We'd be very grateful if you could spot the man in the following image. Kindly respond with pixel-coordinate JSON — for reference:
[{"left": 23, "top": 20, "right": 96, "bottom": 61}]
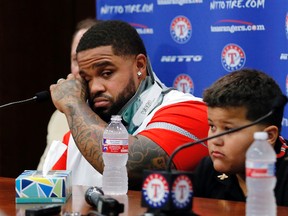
[{"left": 50, "top": 20, "right": 209, "bottom": 189}]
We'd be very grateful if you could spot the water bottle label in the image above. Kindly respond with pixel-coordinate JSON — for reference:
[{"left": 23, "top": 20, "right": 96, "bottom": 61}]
[
  {"left": 246, "top": 160, "right": 275, "bottom": 178},
  {"left": 102, "top": 138, "right": 128, "bottom": 153}
]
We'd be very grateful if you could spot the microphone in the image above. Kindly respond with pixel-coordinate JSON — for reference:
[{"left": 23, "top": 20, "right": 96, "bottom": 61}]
[
  {"left": 85, "top": 186, "right": 124, "bottom": 216},
  {"left": 141, "top": 95, "right": 288, "bottom": 216},
  {"left": 0, "top": 91, "right": 50, "bottom": 109}
]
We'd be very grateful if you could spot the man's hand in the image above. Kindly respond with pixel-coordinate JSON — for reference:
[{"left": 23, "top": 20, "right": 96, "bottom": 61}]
[{"left": 50, "top": 73, "right": 88, "bottom": 114}]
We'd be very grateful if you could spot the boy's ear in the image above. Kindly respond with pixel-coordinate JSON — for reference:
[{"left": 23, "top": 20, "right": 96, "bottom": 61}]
[{"left": 264, "top": 125, "right": 278, "bottom": 146}]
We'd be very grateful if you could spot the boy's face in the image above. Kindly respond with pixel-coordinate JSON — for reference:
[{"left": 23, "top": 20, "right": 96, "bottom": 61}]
[{"left": 207, "top": 106, "right": 264, "bottom": 175}]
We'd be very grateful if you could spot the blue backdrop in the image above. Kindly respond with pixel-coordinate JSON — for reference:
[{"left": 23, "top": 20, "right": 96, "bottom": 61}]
[{"left": 97, "top": 0, "right": 288, "bottom": 138}]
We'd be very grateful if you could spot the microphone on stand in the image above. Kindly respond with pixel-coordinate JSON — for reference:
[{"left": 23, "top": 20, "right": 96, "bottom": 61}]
[
  {"left": 85, "top": 186, "right": 124, "bottom": 216},
  {"left": 141, "top": 95, "right": 288, "bottom": 216},
  {"left": 0, "top": 91, "right": 50, "bottom": 109}
]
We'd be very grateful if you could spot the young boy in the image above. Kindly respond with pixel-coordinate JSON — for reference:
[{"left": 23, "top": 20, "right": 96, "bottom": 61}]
[{"left": 192, "top": 68, "right": 288, "bottom": 206}]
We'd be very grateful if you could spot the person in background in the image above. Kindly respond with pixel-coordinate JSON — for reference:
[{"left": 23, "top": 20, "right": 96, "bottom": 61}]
[
  {"left": 37, "top": 18, "right": 100, "bottom": 170},
  {"left": 50, "top": 20, "right": 209, "bottom": 189},
  {"left": 192, "top": 68, "right": 288, "bottom": 206}
]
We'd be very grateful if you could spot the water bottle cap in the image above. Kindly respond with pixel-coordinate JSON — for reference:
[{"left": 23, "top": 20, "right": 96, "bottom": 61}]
[
  {"left": 111, "top": 115, "right": 122, "bottom": 121},
  {"left": 253, "top": 131, "right": 268, "bottom": 140}
]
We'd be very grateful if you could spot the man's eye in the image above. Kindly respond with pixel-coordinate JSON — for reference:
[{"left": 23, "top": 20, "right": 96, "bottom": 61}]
[
  {"left": 102, "top": 71, "right": 113, "bottom": 78},
  {"left": 80, "top": 75, "right": 90, "bottom": 83},
  {"left": 82, "top": 77, "right": 90, "bottom": 83}
]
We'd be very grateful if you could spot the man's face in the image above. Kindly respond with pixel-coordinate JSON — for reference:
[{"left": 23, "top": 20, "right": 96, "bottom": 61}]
[{"left": 77, "top": 45, "right": 144, "bottom": 122}]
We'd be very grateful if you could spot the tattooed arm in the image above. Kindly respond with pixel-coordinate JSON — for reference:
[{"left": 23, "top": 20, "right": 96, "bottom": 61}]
[
  {"left": 128, "top": 135, "right": 173, "bottom": 189},
  {"left": 50, "top": 74, "right": 174, "bottom": 189}
]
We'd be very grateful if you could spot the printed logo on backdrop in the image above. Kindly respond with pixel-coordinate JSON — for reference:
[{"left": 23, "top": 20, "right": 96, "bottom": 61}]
[
  {"left": 285, "top": 12, "right": 288, "bottom": 40},
  {"left": 211, "top": 19, "right": 265, "bottom": 33},
  {"left": 280, "top": 12, "right": 288, "bottom": 59},
  {"left": 130, "top": 23, "right": 154, "bottom": 35},
  {"left": 286, "top": 75, "right": 288, "bottom": 97},
  {"left": 280, "top": 53, "right": 288, "bottom": 61},
  {"left": 170, "top": 16, "right": 192, "bottom": 44},
  {"left": 161, "top": 55, "right": 203, "bottom": 63},
  {"left": 221, "top": 43, "right": 246, "bottom": 72},
  {"left": 173, "top": 74, "right": 194, "bottom": 94},
  {"left": 157, "top": 0, "right": 203, "bottom": 6},
  {"left": 210, "top": 0, "right": 265, "bottom": 10},
  {"left": 99, "top": 3, "right": 153, "bottom": 15},
  {"left": 282, "top": 74, "right": 288, "bottom": 129}
]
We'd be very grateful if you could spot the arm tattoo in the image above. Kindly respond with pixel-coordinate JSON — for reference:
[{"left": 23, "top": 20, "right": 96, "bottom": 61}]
[
  {"left": 66, "top": 102, "right": 107, "bottom": 173},
  {"left": 127, "top": 135, "right": 175, "bottom": 189}
]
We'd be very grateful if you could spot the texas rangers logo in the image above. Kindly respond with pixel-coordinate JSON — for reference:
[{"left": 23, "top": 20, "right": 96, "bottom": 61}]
[
  {"left": 142, "top": 173, "right": 169, "bottom": 208},
  {"left": 221, "top": 43, "right": 246, "bottom": 72},
  {"left": 171, "top": 175, "right": 193, "bottom": 209},
  {"left": 285, "top": 12, "right": 288, "bottom": 39},
  {"left": 170, "top": 16, "right": 192, "bottom": 44},
  {"left": 173, "top": 74, "right": 194, "bottom": 94},
  {"left": 286, "top": 74, "right": 288, "bottom": 97}
]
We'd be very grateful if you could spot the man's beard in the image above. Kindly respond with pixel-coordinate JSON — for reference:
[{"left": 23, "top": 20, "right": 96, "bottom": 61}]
[{"left": 88, "top": 77, "right": 137, "bottom": 122}]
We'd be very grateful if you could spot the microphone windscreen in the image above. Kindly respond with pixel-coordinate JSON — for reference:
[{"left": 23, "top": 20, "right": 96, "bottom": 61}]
[
  {"left": 35, "top": 91, "right": 50, "bottom": 102},
  {"left": 272, "top": 95, "right": 288, "bottom": 110},
  {"left": 85, "top": 186, "right": 104, "bottom": 207}
]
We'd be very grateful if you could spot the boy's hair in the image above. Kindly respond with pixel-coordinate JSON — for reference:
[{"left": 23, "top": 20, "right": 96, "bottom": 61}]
[
  {"left": 203, "top": 68, "right": 284, "bottom": 131},
  {"left": 76, "top": 20, "right": 147, "bottom": 57}
]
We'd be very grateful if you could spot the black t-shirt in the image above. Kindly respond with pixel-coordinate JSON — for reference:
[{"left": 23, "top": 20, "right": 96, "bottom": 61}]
[{"left": 192, "top": 138, "right": 288, "bottom": 206}]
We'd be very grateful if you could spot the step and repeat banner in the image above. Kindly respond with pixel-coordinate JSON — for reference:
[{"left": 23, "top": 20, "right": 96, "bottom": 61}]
[{"left": 97, "top": 0, "right": 288, "bottom": 137}]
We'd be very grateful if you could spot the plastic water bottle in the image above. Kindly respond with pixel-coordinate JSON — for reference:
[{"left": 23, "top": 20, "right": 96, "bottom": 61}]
[
  {"left": 102, "top": 115, "right": 129, "bottom": 195},
  {"left": 245, "top": 131, "right": 276, "bottom": 216}
]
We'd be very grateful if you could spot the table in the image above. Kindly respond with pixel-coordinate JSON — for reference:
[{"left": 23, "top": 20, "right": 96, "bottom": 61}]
[{"left": 1, "top": 177, "right": 288, "bottom": 215}]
